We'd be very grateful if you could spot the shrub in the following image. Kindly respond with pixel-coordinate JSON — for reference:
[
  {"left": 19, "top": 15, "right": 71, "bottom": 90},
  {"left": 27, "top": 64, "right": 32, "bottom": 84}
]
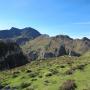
[
  {"left": 12, "top": 86, "right": 19, "bottom": 89},
  {"left": 12, "top": 74, "right": 18, "bottom": 78},
  {"left": 28, "top": 72, "right": 38, "bottom": 78},
  {"left": 4, "top": 85, "right": 11, "bottom": 90},
  {"left": 71, "top": 66, "right": 77, "bottom": 71},
  {"left": 44, "top": 80, "right": 50, "bottom": 83},
  {"left": 44, "top": 80, "right": 50, "bottom": 86},
  {"left": 60, "top": 65, "right": 65, "bottom": 68},
  {"left": 49, "top": 69, "right": 59, "bottom": 75},
  {"left": 26, "top": 86, "right": 34, "bottom": 90},
  {"left": 67, "top": 62, "right": 73, "bottom": 66},
  {"left": 59, "top": 80, "right": 77, "bottom": 90},
  {"left": 65, "top": 69, "right": 74, "bottom": 75},
  {"left": 12, "top": 71, "right": 20, "bottom": 78},
  {"left": 45, "top": 72, "right": 52, "bottom": 77},
  {"left": 38, "top": 75, "right": 43, "bottom": 78},
  {"left": 76, "top": 64, "right": 86, "bottom": 70},
  {"left": 20, "top": 82, "right": 31, "bottom": 89},
  {"left": 26, "top": 69, "right": 32, "bottom": 73},
  {"left": 0, "top": 83, "right": 4, "bottom": 89},
  {"left": 31, "top": 78, "right": 37, "bottom": 81},
  {"left": 13, "top": 71, "right": 20, "bottom": 74},
  {"left": 21, "top": 76, "right": 26, "bottom": 79}
]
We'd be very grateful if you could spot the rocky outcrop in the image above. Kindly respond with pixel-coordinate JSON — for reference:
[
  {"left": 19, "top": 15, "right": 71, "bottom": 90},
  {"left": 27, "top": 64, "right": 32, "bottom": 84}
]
[
  {"left": 56, "top": 45, "right": 67, "bottom": 56},
  {"left": 27, "top": 51, "right": 38, "bottom": 60},
  {"left": 25, "top": 43, "right": 80, "bottom": 61},
  {"left": 22, "top": 35, "right": 88, "bottom": 60},
  {"left": 0, "top": 41, "right": 28, "bottom": 70}
]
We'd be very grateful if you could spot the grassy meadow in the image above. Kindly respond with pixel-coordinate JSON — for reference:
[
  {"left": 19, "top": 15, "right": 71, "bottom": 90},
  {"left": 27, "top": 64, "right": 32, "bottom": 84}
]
[{"left": 0, "top": 54, "right": 90, "bottom": 90}]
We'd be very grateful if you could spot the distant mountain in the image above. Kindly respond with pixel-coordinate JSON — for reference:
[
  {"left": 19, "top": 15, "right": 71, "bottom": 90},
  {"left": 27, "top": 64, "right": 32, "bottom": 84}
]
[
  {"left": 1, "top": 27, "right": 90, "bottom": 62},
  {"left": 22, "top": 35, "right": 90, "bottom": 60},
  {"left": 0, "top": 40, "right": 28, "bottom": 70},
  {"left": 0, "top": 27, "right": 41, "bottom": 45}
]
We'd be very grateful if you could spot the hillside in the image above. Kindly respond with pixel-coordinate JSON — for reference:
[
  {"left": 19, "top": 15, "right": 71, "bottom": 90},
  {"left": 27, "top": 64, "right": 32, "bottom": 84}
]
[
  {"left": 22, "top": 35, "right": 90, "bottom": 60},
  {"left": 0, "top": 55, "right": 90, "bottom": 90},
  {"left": 0, "top": 41, "right": 28, "bottom": 70},
  {"left": 0, "top": 27, "right": 41, "bottom": 45},
  {"left": 0, "top": 28, "right": 90, "bottom": 90}
]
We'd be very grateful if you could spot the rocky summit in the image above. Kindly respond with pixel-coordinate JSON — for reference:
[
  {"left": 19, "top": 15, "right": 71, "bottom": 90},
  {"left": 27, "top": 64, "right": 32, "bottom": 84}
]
[{"left": 0, "top": 27, "right": 41, "bottom": 45}]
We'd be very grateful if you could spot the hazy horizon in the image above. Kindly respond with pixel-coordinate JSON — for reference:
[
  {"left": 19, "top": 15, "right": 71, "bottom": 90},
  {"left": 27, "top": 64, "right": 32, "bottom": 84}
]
[{"left": 0, "top": 0, "right": 90, "bottom": 38}]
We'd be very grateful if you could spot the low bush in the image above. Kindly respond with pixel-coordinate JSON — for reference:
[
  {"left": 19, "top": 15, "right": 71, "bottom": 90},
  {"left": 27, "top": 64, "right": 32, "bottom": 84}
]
[
  {"left": 45, "top": 72, "right": 52, "bottom": 77},
  {"left": 44, "top": 80, "right": 50, "bottom": 86},
  {"left": 31, "top": 78, "right": 37, "bottom": 81},
  {"left": 65, "top": 69, "right": 74, "bottom": 75},
  {"left": 38, "top": 75, "right": 43, "bottom": 78},
  {"left": 4, "top": 85, "right": 11, "bottom": 90},
  {"left": 49, "top": 68, "right": 59, "bottom": 75},
  {"left": 12, "top": 74, "right": 18, "bottom": 78},
  {"left": 20, "top": 82, "right": 31, "bottom": 89},
  {"left": 12, "top": 86, "right": 19, "bottom": 90},
  {"left": 0, "top": 83, "right": 4, "bottom": 89},
  {"left": 60, "top": 65, "right": 65, "bottom": 68},
  {"left": 13, "top": 71, "right": 20, "bottom": 74},
  {"left": 26, "top": 86, "right": 34, "bottom": 90},
  {"left": 59, "top": 80, "right": 77, "bottom": 90},
  {"left": 44, "top": 80, "right": 50, "bottom": 83},
  {"left": 26, "top": 69, "right": 32, "bottom": 73},
  {"left": 76, "top": 64, "right": 86, "bottom": 70},
  {"left": 28, "top": 72, "right": 38, "bottom": 78},
  {"left": 12, "top": 71, "right": 20, "bottom": 78}
]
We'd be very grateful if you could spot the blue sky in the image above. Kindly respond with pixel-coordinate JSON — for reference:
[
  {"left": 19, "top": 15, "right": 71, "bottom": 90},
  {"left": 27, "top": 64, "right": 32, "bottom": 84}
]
[{"left": 0, "top": 0, "right": 90, "bottom": 38}]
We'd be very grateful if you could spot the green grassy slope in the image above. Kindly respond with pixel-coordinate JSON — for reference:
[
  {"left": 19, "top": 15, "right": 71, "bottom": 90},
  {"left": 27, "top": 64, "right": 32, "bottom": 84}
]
[{"left": 0, "top": 55, "right": 90, "bottom": 90}]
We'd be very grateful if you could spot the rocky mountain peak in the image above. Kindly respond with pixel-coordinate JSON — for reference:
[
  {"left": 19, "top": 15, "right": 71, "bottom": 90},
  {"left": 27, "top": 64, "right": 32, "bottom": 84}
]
[
  {"left": 10, "top": 27, "right": 19, "bottom": 30},
  {"left": 0, "top": 27, "right": 41, "bottom": 45}
]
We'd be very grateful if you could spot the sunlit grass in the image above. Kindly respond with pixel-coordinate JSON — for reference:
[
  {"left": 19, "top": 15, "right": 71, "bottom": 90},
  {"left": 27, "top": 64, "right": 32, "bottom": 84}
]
[{"left": 0, "top": 55, "right": 90, "bottom": 90}]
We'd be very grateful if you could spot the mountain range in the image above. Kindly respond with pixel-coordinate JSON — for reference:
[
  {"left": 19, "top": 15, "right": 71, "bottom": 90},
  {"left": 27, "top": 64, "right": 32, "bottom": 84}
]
[
  {"left": 0, "top": 27, "right": 41, "bottom": 45},
  {"left": 0, "top": 27, "right": 90, "bottom": 69}
]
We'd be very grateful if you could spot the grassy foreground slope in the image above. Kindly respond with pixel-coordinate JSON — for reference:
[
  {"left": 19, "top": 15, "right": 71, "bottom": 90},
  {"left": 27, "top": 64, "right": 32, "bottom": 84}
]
[{"left": 0, "top": 55, "right": 90, "bottom": 90}]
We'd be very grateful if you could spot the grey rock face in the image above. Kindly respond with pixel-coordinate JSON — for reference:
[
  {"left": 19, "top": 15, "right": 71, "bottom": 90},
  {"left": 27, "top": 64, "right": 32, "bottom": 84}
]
[{"left": 27, "top": 51, "right": 38, "bottom": 60}]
